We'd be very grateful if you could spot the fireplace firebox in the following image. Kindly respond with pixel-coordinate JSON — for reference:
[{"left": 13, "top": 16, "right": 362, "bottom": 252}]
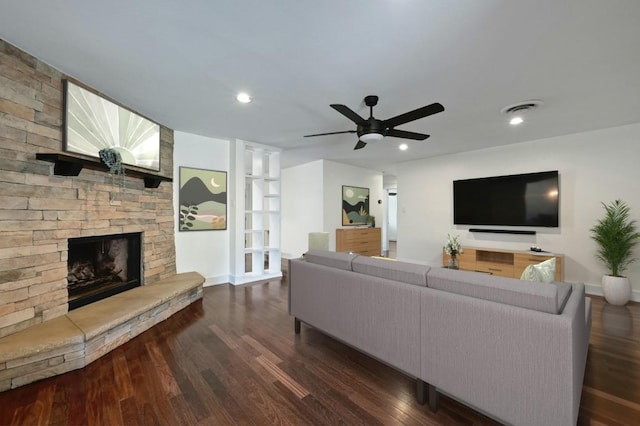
[{"left": 67, "top": 232, "right": 142, "bottom": 310}]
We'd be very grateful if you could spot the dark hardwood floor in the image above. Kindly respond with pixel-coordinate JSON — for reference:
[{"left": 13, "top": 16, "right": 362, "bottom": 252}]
[{"left": 1, "top": 280, "right": 638, "bottom": 425}]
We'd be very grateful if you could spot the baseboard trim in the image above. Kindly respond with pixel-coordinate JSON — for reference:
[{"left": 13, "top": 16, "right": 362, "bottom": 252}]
[
  {"left": 203, "top": 273, "right": 285, "bottom": 287},
  {"left": 585, "top": 283, "right": 640, "bottom": 303},
  {"left": 229, "top": 271, "right": 283, "bottom": 285},
  {"left": 204, "top": 275, "right": 230, "bottom": 287}
]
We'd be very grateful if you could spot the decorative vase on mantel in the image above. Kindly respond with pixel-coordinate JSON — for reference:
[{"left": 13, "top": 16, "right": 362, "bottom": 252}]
[{"left": 448, "top": 254, "right": 459, "bottom": 270}]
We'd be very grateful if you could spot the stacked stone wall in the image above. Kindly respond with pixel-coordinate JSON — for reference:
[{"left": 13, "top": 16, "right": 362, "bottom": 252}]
[{"left": 0, "top": 39, "right": 176, "bottom": 338}]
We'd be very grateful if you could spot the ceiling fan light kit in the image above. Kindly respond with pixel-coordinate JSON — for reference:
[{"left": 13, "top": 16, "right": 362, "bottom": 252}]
[
  {"left": 305, "top": 95, "right": 444, "bottom": 150},
  {"left": 359, "top": 132, "right": 384, "bottom": 143}
]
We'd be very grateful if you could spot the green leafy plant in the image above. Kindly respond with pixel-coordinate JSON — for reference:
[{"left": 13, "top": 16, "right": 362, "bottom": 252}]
[
  {"left": 179, "top": 204, "right": 199, "bottom": 230},
  {"left": 366, "top": 215, "right": 375, "bottom": 227},
  {"left": 99, "top": 148, "right": 125, "bottom": 188},
  {"left": 590, "top": 199, "right": 640, "bottom": 277}
]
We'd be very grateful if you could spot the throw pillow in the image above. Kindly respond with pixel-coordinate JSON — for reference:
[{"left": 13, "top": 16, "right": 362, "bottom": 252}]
[
  {"left": 520, "top": 264, "right": 539, "bottom": 281},
  {"left": 533, "top": 257, "right": 556, "bottom": 283},
  {"left": 520, "top": 258, "right": 556, "bottom": 283}
]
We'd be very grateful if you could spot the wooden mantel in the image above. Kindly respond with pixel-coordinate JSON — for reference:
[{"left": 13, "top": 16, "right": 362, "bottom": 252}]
[{"left": 36, "top": 153, "right": 173, "bottom": 188}]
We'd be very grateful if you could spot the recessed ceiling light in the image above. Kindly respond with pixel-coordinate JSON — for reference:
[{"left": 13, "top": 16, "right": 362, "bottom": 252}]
[
  {"left": 399, "top": 143, "right": 408, "bottom": 151},
  {"left": 510, "top": 116, "right": 524, "bottom": 125},
  {"left": 236, "top": 92, "right": 252, "bottom": 103}
]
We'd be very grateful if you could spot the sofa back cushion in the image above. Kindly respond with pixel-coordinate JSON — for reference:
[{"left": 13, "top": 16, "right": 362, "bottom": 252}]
[
  {"left": 304, "top": 250, "right": 358, "bottom": 270},
  {"left": 426, "top": 268, "right": 572, "bottom": 314},
  {"left": 351, "top": 256, "right": 430, "bottom": 287}
]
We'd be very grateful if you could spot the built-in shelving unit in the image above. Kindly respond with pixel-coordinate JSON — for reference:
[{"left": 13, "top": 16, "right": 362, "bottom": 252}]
[
  {"left": 231, "top": 140, "right": 282, "bottom": 284},
  {"left": 35, "top": 153, "right": 172, "bottom": 188}
]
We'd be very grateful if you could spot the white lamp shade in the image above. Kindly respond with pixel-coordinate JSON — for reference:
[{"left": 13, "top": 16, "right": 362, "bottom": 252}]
[
  {"left": 308, "top": 232, "right": 329, "bottom": 251},
  {"left": 359, "top": 132, "right": 384, "bottom": 143}
]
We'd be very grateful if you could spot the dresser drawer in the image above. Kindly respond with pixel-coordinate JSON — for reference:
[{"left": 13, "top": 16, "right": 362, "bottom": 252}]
[
  {"left": 342, "top": 231, "right": 377, "bottom": 243},
  {"left": 514, "top": 253, "right": 563, "bottom": 281},
  {"left": 347, "top": 241, "right": 375, "bottom": 252},
  {"left": 336, "top": 228, "right": 381, "bottom": 256},
  {"left": 475, "top": 261, "right": 514, "bottom": 278}
]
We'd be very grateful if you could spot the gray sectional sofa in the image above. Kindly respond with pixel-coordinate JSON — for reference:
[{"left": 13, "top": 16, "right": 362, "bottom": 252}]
[{"left": 288, "top": 250, "right": 592, "bottom": 426}]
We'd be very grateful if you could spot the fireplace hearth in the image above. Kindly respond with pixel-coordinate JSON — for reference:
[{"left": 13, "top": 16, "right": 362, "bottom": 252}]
[{"left": 67, "top": 233, "right": 142, "bottom": 310}]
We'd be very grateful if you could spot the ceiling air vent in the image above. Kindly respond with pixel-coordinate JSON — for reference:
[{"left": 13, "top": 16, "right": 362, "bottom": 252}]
[
  {"left": 500, "top": 100, "right": 543, "bottom": 115},
  {"left": 500, "top": 100, "right": 543, "bottom": 125}
]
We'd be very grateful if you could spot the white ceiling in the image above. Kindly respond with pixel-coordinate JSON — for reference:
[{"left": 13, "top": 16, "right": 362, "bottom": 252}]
[{"left": 2, "top": 1, "right": 639, "bottom": 175}]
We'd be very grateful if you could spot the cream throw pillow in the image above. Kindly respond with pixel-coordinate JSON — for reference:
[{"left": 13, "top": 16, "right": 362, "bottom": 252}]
[
  {"left": 520, "top": 257, "right": 556, "bottom": 283},
  {"left": 520, "top": 264, "right": 539, "bottom": 281}
]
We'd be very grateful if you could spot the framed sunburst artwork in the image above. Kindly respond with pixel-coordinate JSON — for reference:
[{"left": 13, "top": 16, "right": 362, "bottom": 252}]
[{"left": 63, "top": 80, "right": 161, "bottom": 171}]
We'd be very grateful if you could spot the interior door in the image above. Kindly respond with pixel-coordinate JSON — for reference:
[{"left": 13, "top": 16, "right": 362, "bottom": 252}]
[{"left": 388, "top": 191, "right": 397, "bottom": 241}]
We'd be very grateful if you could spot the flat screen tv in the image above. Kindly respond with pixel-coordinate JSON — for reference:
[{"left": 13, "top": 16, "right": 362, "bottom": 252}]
[{"left": 453, "top": 171, "right": 559, "bottom": 227}]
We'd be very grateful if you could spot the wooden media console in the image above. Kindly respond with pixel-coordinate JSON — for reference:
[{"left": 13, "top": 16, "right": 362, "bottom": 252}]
[{"left": 443, "top": 246, "right": 564, "bottom": 281}]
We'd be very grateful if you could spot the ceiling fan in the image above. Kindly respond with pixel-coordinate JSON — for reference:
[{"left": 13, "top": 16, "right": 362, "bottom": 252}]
[{"left": 304, "top": 95, "right": 444, "bottom": 150}]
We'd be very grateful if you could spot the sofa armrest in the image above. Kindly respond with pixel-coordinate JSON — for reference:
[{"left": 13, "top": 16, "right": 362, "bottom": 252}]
[{"left": 420, "top": 283, "right": 587, "bottom": 426}]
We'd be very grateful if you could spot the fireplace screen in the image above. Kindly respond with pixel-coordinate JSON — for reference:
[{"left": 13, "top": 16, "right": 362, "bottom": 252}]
[{"left": 67, "top": 233, "right": 142, "bottom": 310}]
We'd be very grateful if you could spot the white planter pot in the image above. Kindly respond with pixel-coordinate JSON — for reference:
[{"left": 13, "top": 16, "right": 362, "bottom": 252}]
[{"left": 602, "top": 275, "right": 632, "bottom": 306}]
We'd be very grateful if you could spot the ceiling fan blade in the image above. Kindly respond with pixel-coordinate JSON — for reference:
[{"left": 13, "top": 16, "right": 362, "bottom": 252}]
[
  {"left": 331, "top": 104, "right": 366, "bottom": 124},
  {"left": 383, "top": 102, "right": 444, "bottom": 128},
  {"left": 385, "top": 129, "right": 431, "bottom": 140},
  {"left": 354, "top": 140, "right": 367, "bottom": 150},
  {"left": 304, "top": 130, "right": 356, "bottom": 137}
]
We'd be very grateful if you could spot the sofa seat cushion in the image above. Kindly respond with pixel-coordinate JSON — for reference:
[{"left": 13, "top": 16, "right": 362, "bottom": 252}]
[
  {"left": 427, "top": 268, "right": 572, "bottom": 314},
  {"left": 304, "top": 250, "right": 358, "bottom": 270},
  {"left": 352, "top": 256, "right": 430, "bottom": 287}
]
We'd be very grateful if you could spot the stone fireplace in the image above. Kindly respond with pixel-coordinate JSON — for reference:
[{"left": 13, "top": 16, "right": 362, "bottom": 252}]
[
  {"left": 67, "top": 233, "right": 142, "bottom": 310},
  {"left": 0, "top": 39, "right": 177, "bottom": 339}
]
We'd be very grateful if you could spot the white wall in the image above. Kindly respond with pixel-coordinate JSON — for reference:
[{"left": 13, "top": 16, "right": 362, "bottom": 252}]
[
  {"left": 281, "top": 160, "right": 324, "bottom": 259},
  {"left": 173, "top": 131, "right": 230, "bottom": 286},
  {"left": 281, "top": 160, "right": 383, "bottom": 258},
  {"left": 397, "top": 122, "right": 640, "bottom": 298}
]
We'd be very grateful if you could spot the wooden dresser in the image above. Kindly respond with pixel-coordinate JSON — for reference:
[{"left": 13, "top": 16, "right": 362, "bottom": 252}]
[
  {"left": 336, "top": 228, "right": 381, "bottom": 256},
  {"left": 442, "top": 246, "right": 564, "bottom": 281}
]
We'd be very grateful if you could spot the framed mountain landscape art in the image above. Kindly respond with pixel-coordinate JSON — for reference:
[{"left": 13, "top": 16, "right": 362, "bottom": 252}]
[
  {"left": 179, "top": 167, "right": 227, "bottom": 231},
  {"left": 63, "top": 80, "right": 161, "bottom": 171},
  {"left": 342, "top": 185, "right": 369, "bottom": 226}
]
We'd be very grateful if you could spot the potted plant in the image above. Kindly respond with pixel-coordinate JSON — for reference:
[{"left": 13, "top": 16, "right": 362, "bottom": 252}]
[
  {"left": 590, "top": 199, "right": 640, "bottom": 305},
  {"left": 366, "top": 215, "right": 376, "bottom": 228},
  {"left": 99, "top": 147, "right": 126, "bottom": 188},
  {"left": 444, "top": 234, "right": 463, "bottom": 269}
]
